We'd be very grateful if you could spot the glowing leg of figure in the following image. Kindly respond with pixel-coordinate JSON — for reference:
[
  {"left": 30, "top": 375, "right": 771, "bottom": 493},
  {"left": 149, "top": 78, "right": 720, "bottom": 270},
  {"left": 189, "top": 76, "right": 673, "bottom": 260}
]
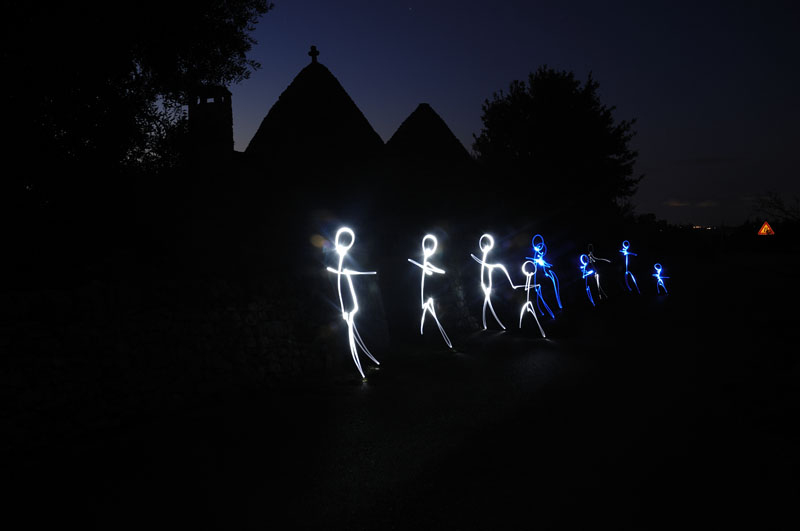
[
  {"left": 519, "top": 302, "right": 546, "bottom": 337},
  {"left": 595, "top": 274, "right": 608, "bottom": 299},
  {"left": 352, "top": 322, "right": 379, "bottom": 366},
  {"left": 486, "top": 296, "right": 506, "bottom": 330},
  {"left": 481, "top": 296, "right": 489, "bottom": 330},
  {"left": 585, "top": 280, "right": 596, "bottom": 306},
  {"left": 657, "top": 280, "right": 668, "bottom": 294},
  {"left": 548, "top": 271, "right": 562, "bottom": 309},
  {"left": 424, "top": 300, "right": 452, "bottom": 348},
  {"left": 625, "top": 272, "right": 640, "bottom": 294},
  {"left": 346, "top": 316, "right": 366, "bottom": 378},
  {"left": 534, "top": 286, "right": 555, "bottom": 319}
]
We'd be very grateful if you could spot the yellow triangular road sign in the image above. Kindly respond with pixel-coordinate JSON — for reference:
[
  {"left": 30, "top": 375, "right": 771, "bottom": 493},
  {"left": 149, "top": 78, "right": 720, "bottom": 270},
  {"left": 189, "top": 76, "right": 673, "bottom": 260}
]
[{"left": 757, "top": 221, "right": 775, "bottom": 236}]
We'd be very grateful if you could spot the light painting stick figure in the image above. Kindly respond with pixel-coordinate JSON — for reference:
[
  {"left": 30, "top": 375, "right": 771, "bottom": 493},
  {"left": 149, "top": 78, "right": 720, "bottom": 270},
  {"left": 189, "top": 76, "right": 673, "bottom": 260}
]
[
  {"left": 408, "top": 234, "right": 452, "bottom": 348},
  {"left": 522, "top": 234, "right": 561, "bottom": 320},
  {"left": 470, "top": 234, "right": 521, "bottom": 330},
  {"left": 579, "top": 254, "right": 597, "bottom": 306},
  {"left": 519, "top": 260, "right": 547, "bottom": 337},
  {"left": 587, "top": 243, "right": 611, "bottom": 301},
  {"left": 326, "top": 227, "right": 379, "bottom": 379},
  {"left": 653, "top": 263, "right": 669, "bottom": 294},
  {"left": 619, "top": 240, "right": 640, "bottom": 293},
  {"left": 526, "top": 234, "right": 564, "bottom": 312}
]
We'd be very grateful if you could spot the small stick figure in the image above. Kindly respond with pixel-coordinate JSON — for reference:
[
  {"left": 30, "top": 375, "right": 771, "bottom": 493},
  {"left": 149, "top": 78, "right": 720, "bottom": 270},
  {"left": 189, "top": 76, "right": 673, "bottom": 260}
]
[
  {"left": 653, "top": 263, "right": 669, "bottom": 294},
  {"left": 408, "top": 234, "right": 452, "bottom": 348},
  {"left": 619, "top": 240, "right": 640, "bottom": 294},
  {"left": 586, "top": 243, "right": 611, "bottom": 301},
  {"left": 525, "top": 234, "right": 560, "bottom": 317},
  {"left": 519, "top": 260, "right": 547, "bottom": 337},
  {"left": 470, "top": 234, "right": 520, "bottom": 330},
  {"left": 579, "top": 254, "right": 598, "bottom": 306},
  {"left": 326, "top": 227, "right": 379, "bottom": 379}
]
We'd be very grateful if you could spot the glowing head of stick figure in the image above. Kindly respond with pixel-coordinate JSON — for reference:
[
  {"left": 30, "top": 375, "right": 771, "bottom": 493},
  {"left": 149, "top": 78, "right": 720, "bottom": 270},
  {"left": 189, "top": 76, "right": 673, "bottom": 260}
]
[
  {"left": 654, "top": 263, "right": 664, "bottom": 277},
  {"left": 522, "top": 259, "right": 537, "bottom": 279},
  {"left": 532, "top": 234, "right": 545, "bottom": 254},
  {"left": 422, "top": 234, "right": 438, "bottom": 259},
  {"left": 579, "top": 254, "right": 593, "bottom": 276},
  {"left": 621, "top": 240, "right": 630, "bottom": 253},
  {"left": 479, "top": 233, "right": 494, "bottom": 254},
  {"left": 334, "top": 227, "right": 355, "bottom": 256}
]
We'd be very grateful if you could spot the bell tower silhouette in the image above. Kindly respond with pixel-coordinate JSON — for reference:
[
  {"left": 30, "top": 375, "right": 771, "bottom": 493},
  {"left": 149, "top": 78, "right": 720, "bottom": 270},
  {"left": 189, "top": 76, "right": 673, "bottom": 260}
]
[{"left": 188, "top": 85, "right": 234, "bottom": 158}]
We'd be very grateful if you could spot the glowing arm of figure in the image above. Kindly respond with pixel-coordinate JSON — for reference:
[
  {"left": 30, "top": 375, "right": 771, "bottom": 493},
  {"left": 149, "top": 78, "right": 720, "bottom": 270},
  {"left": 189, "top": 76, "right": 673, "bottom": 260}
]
[
  {"left": 470, "top": 254, "right": 484, "bottom": 265},
  {"left": 327, "top": 267, "right": 376, "bottom": 275},
  {"left": 494, "top": 263, "right": 523, "bottom": 289},
  {"left": 409, "top": 259, "right": 445, "bottom": 275},
  {"left": 427, "top": 263, "right": 445, "bottom": 275}
]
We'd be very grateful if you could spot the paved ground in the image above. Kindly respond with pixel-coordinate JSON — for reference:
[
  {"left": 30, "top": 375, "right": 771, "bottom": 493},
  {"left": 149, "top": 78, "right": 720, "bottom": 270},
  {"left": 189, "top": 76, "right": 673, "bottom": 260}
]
[{"left": 6, "top": 250, "right": 799, "bottom": 529}]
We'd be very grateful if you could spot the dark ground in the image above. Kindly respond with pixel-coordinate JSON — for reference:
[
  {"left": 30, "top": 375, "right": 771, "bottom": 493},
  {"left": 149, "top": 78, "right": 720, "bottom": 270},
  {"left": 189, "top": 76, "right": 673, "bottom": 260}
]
[{"left": 4, "top": 241, "right": 798, "bottom": 529}]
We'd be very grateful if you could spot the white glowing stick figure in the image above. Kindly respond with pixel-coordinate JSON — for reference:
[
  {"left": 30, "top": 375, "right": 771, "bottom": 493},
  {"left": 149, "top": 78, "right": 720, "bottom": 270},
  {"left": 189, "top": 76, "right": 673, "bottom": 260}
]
[
  {"left": 587, "top": 243, "right": 611, "bottom": 301},
  {"left": 326, "top": 227, "right": 379, "bottom": 378},
  {"left": 519, "top": 260, "right": 546, "bottom": 337},
  {"left": 470, "top": 234, "right": 521, "bottom": 330},
  {"left": 407, "top": 234, "right": 452, "bottom": 348}
]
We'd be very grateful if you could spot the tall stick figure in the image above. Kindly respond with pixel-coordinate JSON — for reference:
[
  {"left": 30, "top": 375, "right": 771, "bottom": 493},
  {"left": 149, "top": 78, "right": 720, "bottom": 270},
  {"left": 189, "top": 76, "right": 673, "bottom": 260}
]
[
  {"left": 587, "top": 243, "right": 611, "bottom": 301},
  {"left": 408, "top": 234, "right": 452, "bottom": 348},
  {"left": 470, "top": 234, "right": 520, "bottom": 330},
  {"left": 525, "top": 234, "right": 560, "bottom": 317},
  {"left": 619, "top": 240, "right": 640, "bottom": 294},
  {"left": 326, "top": 227, "right": 380, "bottom": 379},
  {"left": 519, "top": 260, "right": 547, "bottom": 337},
  {"left": 653, "top": 263, "right": 669, "bottom": 294}
]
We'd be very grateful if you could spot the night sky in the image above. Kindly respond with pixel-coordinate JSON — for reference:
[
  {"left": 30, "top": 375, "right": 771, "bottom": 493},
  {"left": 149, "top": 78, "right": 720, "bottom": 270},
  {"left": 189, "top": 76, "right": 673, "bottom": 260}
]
[{"left": 231, "top": 1, "right": 799, "bottom": 227}]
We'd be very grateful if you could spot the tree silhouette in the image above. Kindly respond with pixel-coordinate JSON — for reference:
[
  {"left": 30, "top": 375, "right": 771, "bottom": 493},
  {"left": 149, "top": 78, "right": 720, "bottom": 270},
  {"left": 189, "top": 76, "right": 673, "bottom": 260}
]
[
  {"left": 473, "top": 66, "right": 642, "bottom": 223},
  {"left": 754, "top": 191, "right": 800, "bottom": 225},
  {"left": 1, "top": 1, "right": 272, "bottom": 207}
]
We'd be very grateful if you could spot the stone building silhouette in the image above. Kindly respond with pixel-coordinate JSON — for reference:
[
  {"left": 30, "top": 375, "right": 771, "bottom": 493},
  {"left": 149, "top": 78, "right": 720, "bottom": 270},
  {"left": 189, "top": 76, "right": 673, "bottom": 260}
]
[
  {"left": 188, "top": 46, "right": 475, "bottom": 194},
  {"left": 188, "top": 85, "right": 234, "bottom": 159}
]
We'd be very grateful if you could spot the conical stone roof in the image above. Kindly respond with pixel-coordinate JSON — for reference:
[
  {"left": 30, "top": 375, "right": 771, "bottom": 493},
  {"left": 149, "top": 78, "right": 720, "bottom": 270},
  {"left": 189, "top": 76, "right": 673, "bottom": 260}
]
[
  {"left": 245, "top": 60, "right": 384, "bottom": 172},
  {"left": 385, "top": 103, "right": 472, "bottom": 166}
]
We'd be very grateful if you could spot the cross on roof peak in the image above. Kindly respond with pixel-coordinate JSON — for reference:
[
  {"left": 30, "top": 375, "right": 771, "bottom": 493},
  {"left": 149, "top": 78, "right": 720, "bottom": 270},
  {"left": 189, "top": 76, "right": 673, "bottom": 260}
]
[{"left": 308, "top": 45, "right": 320, "bottom": 63}]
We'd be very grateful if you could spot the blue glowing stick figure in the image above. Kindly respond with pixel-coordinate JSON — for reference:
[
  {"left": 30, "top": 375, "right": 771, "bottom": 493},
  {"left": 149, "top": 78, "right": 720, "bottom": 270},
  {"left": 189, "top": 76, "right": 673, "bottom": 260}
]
[
  {"left": 653, "top": 263, "right": 669, "bottom": 294},
  {"left": 579, "top": 254, "right": 597, "bottom": 306},
  {"left": 519, "top": 260, "right": 546, "bottom": 337},
  {"left": 470, "top": 234, "right": 521, "bottom": 330},
  {"left": 586, "top": 244, "right": 610, "bottom": 301},
  {"left": 619, "top": 240, "right": 640, "bottom": 294},
  {"left": 525, "top": 234, "right": 562, "bottom": 314}
]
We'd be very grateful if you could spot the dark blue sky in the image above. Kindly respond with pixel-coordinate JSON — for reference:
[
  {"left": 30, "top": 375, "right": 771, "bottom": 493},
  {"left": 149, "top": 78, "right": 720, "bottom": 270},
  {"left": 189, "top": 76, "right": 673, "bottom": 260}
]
[{"left": 230, "top": 1, "right": 799, "bottom": 226}]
